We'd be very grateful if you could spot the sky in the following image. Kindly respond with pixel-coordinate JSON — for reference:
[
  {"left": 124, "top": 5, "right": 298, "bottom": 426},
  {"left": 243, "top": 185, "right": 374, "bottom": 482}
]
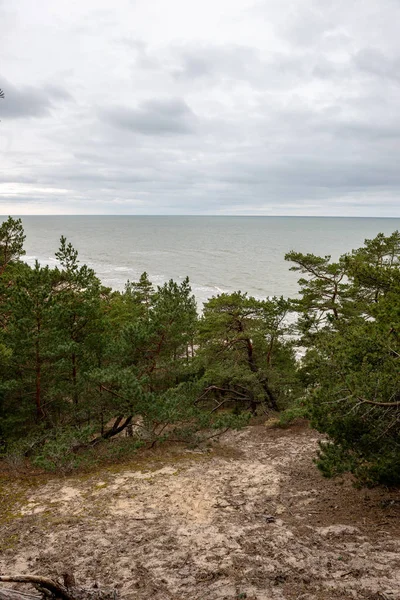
[{"left": 1, "top": 0, "right": 400, "bottom": 216}]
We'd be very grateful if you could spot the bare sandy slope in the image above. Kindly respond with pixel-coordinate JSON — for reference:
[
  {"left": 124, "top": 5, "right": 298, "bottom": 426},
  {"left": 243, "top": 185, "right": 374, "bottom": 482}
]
[{"left": 1, "top": 424, "right": 399, "bottom": 600}]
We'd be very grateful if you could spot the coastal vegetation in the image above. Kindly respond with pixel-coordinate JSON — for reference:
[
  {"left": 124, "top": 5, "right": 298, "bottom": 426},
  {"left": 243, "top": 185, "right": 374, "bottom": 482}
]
[{"left": 0, "top": 216, "right": 399, "bottom": 487}]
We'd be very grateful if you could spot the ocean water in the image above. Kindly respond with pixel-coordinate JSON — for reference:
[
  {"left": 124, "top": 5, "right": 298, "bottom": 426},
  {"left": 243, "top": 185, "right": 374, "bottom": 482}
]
[{"left": 11, "top": 216, "right": 400, "bottom": 307}]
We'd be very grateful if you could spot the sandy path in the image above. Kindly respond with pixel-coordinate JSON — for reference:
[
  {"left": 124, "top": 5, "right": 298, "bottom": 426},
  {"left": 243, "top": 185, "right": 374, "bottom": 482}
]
[{"left": 1, "top": 424, "right": 399, "bottom": 600}]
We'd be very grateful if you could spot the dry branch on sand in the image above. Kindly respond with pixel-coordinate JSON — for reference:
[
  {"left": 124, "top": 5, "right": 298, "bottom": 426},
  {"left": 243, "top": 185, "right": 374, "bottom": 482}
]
[{"left": 0, "top": 575, "right": 118, "bottom": 600}]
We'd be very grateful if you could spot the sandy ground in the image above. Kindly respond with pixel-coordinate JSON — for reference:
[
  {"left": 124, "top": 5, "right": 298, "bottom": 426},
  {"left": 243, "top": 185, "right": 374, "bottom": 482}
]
[{"left": 1, "top": 423, "right": 399, "bottom": 600}]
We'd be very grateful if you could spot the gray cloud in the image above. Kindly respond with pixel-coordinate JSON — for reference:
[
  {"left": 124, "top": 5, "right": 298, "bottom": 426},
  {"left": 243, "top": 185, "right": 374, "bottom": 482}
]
[
  {"left": 101, "top": 98, "right": 196, "bottom": 136},
  {"left": 0, "top": 78, "right": 72, "bottom": 119},
  {"left": 353, "top": 47, "right": 400, "bottom": 83},
  {"left": 172, "top": 44, "right": 261, "bottom": 81},
  {"left": 168, "top": 43, "right": 313, "bottom": 93}
]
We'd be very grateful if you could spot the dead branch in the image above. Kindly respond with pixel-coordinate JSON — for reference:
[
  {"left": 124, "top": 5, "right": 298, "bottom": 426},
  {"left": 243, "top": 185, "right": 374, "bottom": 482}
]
[
  {"left": 0, "top": 577, "right": 70, "bottom": 600},
  {"left": 357, "top": 395, "right": 400, "bottom": 408},
  {"left": 0, "top": 575, "right": 119, "bottom": 600}
]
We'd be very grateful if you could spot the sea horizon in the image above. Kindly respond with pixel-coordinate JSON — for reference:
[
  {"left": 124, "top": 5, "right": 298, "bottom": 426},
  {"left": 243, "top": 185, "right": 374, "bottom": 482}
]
[
  {"left": 4, "top": 214, "right": 400, "bottom": 218},
  {"left": 3, "top": 215, "right": 400, "bottom": 306}
]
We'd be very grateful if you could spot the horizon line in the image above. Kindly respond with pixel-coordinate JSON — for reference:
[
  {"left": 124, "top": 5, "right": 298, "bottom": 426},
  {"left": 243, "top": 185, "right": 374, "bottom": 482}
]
[{"left": 3, "top": 214, "right": 400, "bottom": 219}]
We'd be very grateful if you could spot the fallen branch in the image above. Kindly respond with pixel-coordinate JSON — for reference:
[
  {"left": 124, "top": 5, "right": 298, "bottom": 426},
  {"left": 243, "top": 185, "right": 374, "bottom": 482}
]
[
  {"left": 0, "top": 575, "right": 118, "bottom": 600},
  {"left": 0, "top": 577, "right": 70, "bottom": 600}
]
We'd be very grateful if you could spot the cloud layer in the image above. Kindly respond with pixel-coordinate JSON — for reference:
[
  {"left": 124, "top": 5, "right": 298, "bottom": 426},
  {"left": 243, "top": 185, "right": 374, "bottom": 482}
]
[{"left": 1, "top": 0, "right": 400, "bottom": 215}]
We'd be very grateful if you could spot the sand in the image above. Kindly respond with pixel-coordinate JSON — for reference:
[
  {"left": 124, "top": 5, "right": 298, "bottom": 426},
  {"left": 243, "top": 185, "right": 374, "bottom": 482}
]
[{"left": 1, "top": 423, "right": 399, "bottom": 600}]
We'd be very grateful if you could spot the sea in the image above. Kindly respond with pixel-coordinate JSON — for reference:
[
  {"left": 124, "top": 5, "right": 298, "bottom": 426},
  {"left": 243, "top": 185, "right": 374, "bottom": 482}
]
[{"left": 10, "top": 216, "right": 400, "bottom": 308}]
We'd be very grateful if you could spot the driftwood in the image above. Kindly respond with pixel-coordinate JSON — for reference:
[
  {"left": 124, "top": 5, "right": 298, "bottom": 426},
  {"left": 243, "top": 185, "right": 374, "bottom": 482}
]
[{"left": 0, "top": 575, "right": 119, "bottom": 600}]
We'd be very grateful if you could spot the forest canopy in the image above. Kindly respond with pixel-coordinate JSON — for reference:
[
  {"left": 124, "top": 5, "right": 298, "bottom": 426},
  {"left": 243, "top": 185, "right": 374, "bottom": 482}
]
[{"left": 0, "top": 217, "right": 399, "bottom": 487}]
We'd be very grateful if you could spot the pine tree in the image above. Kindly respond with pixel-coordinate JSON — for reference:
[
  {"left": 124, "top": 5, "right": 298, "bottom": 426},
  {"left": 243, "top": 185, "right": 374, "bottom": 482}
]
[
  {"left": 0, "top": 216, "right": 25, "bottom": 275},
  {"left": 197, "top": 292, "right": 298, "bottom": 413},
  {"left": 286, "top": 231, "right": 400, "bottom": 486}
]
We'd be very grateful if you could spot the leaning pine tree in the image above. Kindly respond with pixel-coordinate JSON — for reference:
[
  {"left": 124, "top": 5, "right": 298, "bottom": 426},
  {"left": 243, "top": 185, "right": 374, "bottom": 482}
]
[{"left": 286, "top": 231, "right": 400, "bottom": 486}]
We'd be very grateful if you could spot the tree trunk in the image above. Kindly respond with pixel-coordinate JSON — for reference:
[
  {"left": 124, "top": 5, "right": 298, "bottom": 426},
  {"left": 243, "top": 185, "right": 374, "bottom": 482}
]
[
  {"left": 261, "top": 379, "right": 279, "bottom": 411},
  {"left": 244, "top": 335, "right": 279, "bottom": 411},
  {"left": 35, "top": 338, "right": 43, "bottom": 419},
  {"left": 72, "top": 352, "right": 78, "bottom": 405}
]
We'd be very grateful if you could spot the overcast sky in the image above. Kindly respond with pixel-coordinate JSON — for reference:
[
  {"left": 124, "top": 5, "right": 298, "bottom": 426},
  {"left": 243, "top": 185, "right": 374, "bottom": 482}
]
[{"left": 1, "top": 0, "right": 400, "bottom": 216}]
